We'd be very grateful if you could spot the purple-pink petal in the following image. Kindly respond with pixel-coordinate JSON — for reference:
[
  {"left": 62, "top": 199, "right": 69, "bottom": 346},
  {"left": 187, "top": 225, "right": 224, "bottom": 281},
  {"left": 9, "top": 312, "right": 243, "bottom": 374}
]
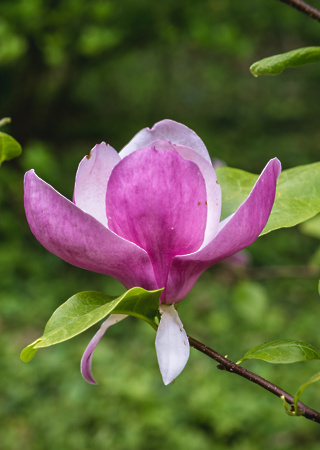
[
  {"left": 119, "top": 119, "right": 211, "bottom": 163},
  {"left": 162, "top": 142, "right": 222, "bottom": 246},
  {"left": 106, "top": 147, "right": 208, "bottom": 289},
  {"left": 73, "top": 142, "right": 120, "bottom": 227},
  {"left": 24, "top": 170, "right": 157, "bottom": 290},
  {"left": 165, "top": 158, "right": 281, "bottom": 303},
  {"left": 81, "top": 315, "right": 128, "bottom": 384},
  {"left": 147, "top": 140, "right": 221, "bottom": 245}
]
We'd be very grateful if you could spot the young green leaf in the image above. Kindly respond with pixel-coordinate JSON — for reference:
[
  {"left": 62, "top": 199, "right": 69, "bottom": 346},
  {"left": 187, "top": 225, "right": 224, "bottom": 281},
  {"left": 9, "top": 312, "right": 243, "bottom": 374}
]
[
  {"left": 0, "top": 131, "right": 22, "bottom": 164},
  {"left": 216, "top": 162, "right": 320, "bottom": 235},
  {"left": 237, "top": 339, "right": 320, "bottom": 365},
  {"left": 294, "top": 371, "right": 320, "bottom": 414},
  {"left": 20, "top": 287, "right": 162, "bottom": 362},
  {"left": 250, "top": 46, "right": 320, "bottom": 77}
]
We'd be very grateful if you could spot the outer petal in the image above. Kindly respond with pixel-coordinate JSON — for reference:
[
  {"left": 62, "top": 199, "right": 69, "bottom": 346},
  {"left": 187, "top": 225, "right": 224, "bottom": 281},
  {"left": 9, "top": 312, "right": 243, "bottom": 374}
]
[
  {"left": 106, "top": 147, "right": 207, "bottom": 289},
  {"left": 166, "top": 158, "right": 281, "bottom": 303},
  {"left": 81, "top": 314, "right": 128, "bottom": 384},
  {"left": 155, "top": 304, "right": 190, "bottom": 385},
  {"left": 73, "top": 142, "right": 120, "bottom": 227},
  {"left": 24, "top": 170, "right": 157, "bottom": 290},
  {"left": 119, "top": 119, "right": 212, "bottom": 163},
  {"left": 150, "top": 140, "right": 222, "bottom": 247}
]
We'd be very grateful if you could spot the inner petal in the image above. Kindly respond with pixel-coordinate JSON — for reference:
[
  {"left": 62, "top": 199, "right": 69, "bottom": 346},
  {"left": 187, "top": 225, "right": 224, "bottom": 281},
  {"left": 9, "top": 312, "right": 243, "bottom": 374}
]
[{"left": 106, "top": 147, "right": 207, "bottom": 287}]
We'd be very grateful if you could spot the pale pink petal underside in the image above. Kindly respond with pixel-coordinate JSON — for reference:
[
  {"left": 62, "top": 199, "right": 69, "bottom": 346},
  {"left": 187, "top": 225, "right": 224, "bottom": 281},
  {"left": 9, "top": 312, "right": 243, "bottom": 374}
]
[
  {"left": 119, "top": 119, "right": 211, "bottom": 163},
  {"left": 74, "top": 142, "right": 120, "bottom": 227},
  {"left": 81, "top": 315, "right": 128, "bottom": 384}
]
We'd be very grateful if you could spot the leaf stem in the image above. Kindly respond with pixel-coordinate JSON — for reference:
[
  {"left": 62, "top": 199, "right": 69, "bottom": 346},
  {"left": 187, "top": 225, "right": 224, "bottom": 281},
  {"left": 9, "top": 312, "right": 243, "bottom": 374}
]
[
  {"left": 277, "top": 0, "right": 320, "bottom": 22},
  {"left": 188, "top": 335, "right": 320, "bottom": 424}
]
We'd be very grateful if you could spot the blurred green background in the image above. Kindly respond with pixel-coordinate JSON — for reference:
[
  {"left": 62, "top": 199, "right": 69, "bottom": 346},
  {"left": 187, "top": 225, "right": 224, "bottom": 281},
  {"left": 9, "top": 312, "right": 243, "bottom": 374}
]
[{"left": 1, "top": 0, "right": 320, "bottom": 448}]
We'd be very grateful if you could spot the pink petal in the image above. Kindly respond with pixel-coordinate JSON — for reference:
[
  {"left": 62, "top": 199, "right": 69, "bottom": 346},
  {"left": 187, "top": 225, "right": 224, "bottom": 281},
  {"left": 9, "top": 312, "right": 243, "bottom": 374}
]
[
  {"left": 81, "top": 314, "right": 128, "bottom": 384},
  {"left": 150, "top": 140, "right": 221, "bottom": 247},
  {"left": 106, "top": 147, "right": 207, "bottom": 289},
  {"left": 165, "top": 158, "right": 281, "bottom": 303},
  {"left": 73, "top": 142, "right": 120, "bottom": 227},
  {"left": 119, "top": 119, "right": 211, "bottom": 163},
  {"left": 24, "top": 170, "right": 157, "bottom": 290}
]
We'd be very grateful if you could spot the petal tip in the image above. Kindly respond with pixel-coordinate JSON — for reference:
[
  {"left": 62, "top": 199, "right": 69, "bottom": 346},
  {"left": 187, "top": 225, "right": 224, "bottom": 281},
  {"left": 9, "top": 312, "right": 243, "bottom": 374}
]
[{"left": 80, "top": 346, "right": 99, "bottom": 385}]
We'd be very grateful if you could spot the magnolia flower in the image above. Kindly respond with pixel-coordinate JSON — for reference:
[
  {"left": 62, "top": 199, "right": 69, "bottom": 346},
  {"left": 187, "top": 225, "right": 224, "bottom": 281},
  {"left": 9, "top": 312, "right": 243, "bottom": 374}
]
[{"left": 24, "top": 120, "right": 281, "bottom": 385}]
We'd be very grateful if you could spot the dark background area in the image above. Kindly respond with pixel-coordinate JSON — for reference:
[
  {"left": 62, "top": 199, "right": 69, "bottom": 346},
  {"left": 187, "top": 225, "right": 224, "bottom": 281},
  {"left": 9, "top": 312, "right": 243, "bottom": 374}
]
[{"left": 1, "top": 1, "right": 320, "bottom": 449}]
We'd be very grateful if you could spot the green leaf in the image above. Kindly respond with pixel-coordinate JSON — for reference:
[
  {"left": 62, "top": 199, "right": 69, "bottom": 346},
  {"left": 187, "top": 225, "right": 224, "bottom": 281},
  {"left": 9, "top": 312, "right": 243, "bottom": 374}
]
[
  {"left": 250, "top": 46, "right": 320, "bottom": 77},
  {"left": 293, "top": 371, "right": 320, "bottom": 414},
  {"left": 20, "top": 287, "right": 162, "bottom": 362},
  {"left": 0, "top": 131, "right": 22, "bottom": 164},
  {"left": 20, "top": 340, "right": 41, "bottom": 363},
  {"left": 216, "top": 162, "right": 320, "bottom": 235},
  {"left": 237, "top": 339, "right": 320, "bottom": 365}
]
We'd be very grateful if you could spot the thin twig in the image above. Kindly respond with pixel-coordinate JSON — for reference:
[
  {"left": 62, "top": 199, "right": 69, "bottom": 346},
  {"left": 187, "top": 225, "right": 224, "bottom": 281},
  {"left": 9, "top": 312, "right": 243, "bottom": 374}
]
[
  {"left": 277, "top": 0, "right": 320, "bottom": 22},
  {"left": 188, "top": 335, "right": 320, "bottom": 424}
]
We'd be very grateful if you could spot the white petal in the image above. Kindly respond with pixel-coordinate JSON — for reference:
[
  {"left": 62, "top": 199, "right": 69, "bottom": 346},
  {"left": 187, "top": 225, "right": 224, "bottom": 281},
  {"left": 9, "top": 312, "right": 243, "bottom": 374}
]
[{"left": 155, "top": 304, "right": 190, "bottom": 385}]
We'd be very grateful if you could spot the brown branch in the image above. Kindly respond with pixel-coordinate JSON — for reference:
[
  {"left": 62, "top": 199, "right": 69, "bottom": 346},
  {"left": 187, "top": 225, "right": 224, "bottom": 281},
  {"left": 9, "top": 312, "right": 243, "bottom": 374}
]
[
  {"left": 188, "top": 335, "right": 320, "bottom": 424},
  {"left": 277, "top": 0, "right": 320, "bottom": 22}
]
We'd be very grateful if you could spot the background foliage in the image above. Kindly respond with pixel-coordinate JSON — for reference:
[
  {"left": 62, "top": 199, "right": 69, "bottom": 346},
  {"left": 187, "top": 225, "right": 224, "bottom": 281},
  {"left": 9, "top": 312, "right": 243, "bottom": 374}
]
[{"left": 1, "top": 0, "right": 320, "bottom": 448}]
